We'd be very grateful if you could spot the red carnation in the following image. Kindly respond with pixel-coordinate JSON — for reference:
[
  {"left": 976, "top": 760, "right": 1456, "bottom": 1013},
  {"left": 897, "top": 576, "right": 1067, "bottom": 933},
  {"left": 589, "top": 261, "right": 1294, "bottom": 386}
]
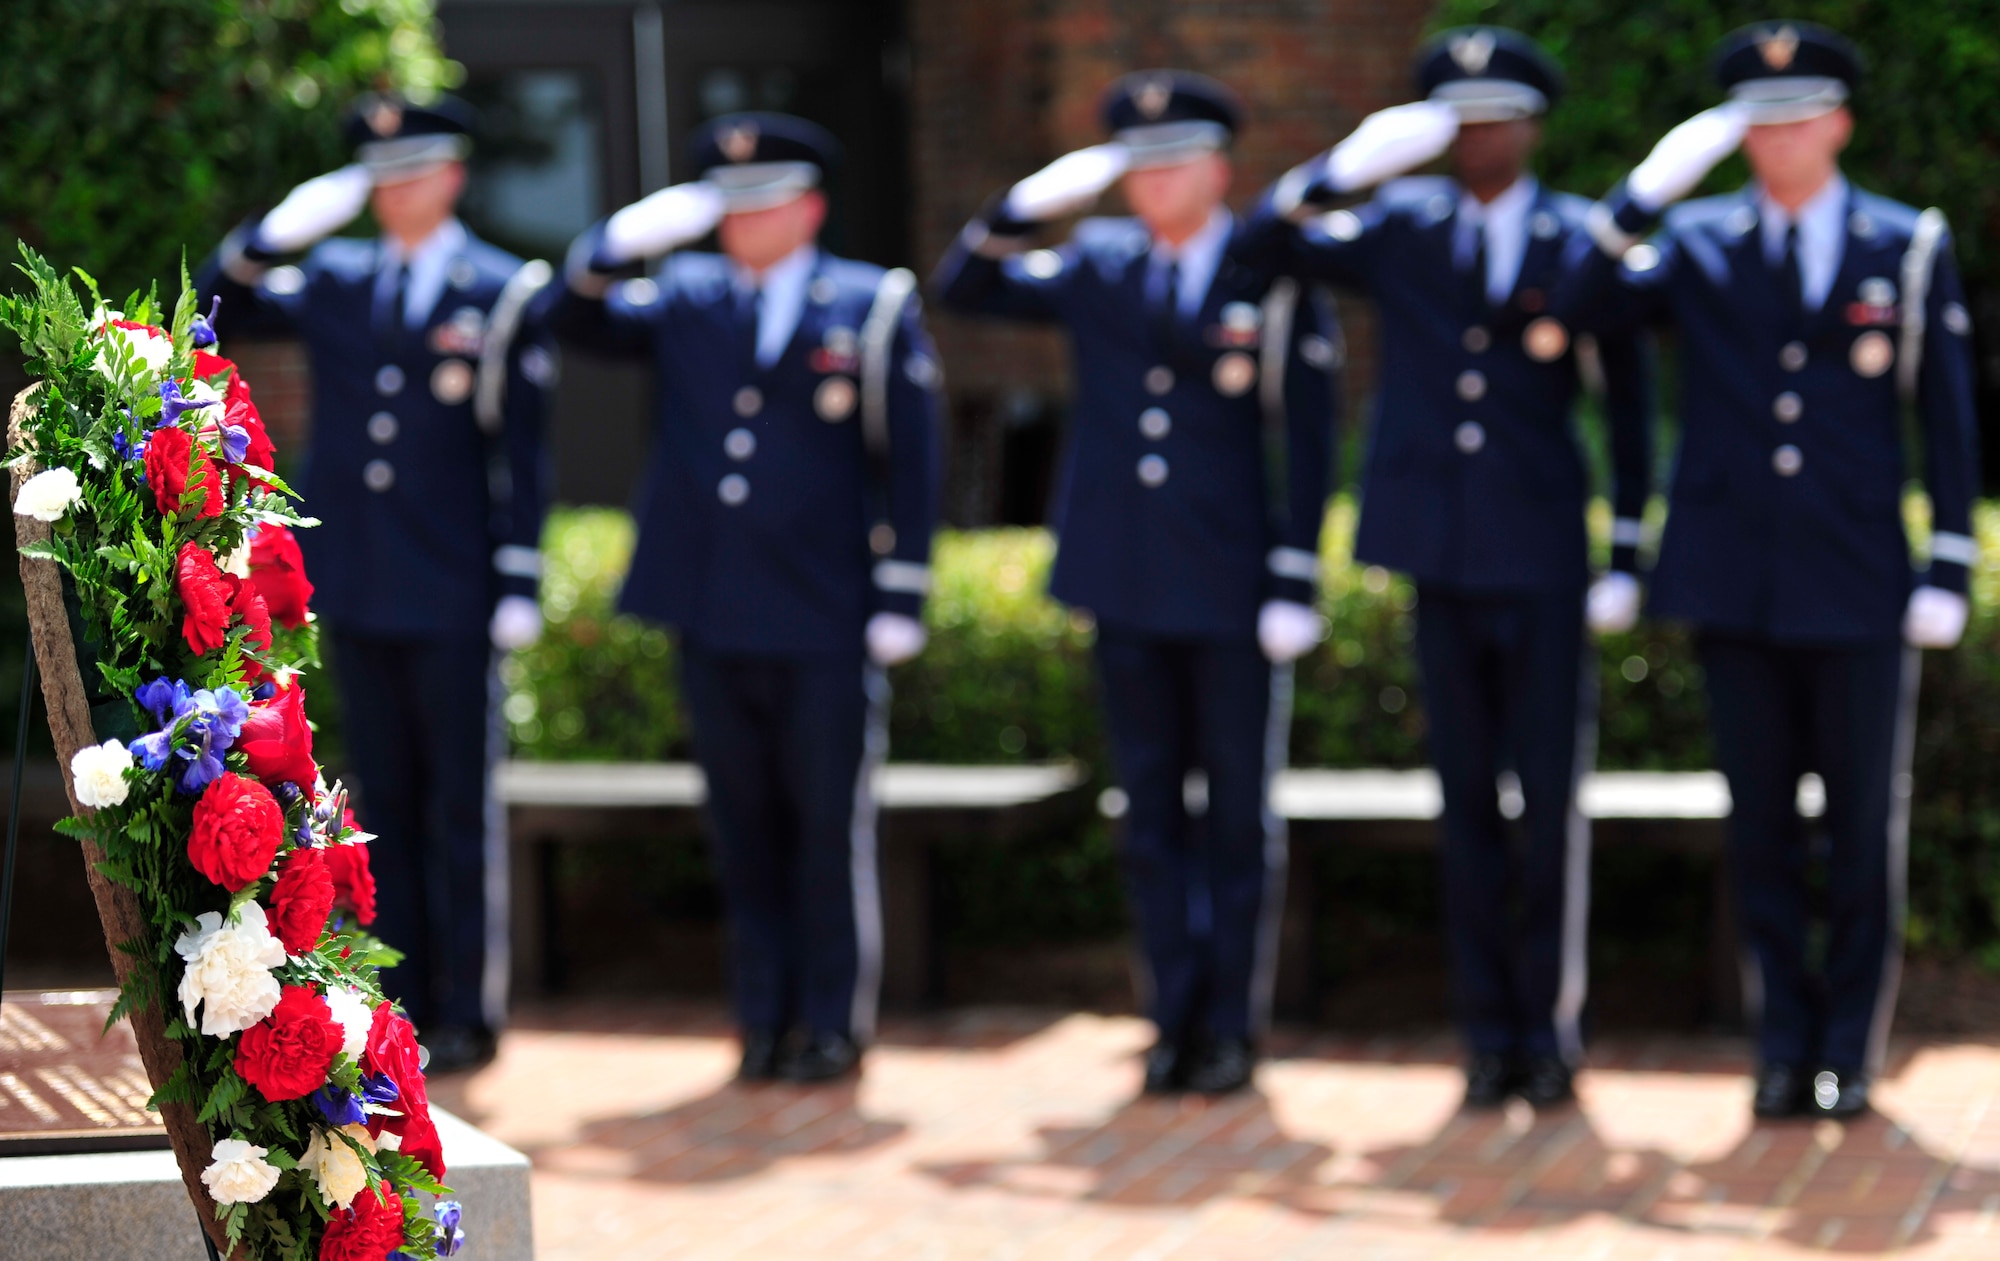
[
  {"left": 238, "top": 683, "right": 317, "bottom": 790},
  {"left": 270, "top": 848, "right": 334, "bottom": 956},
  {"left": 320, "top": 1185, "right": 404, "bottom": 1261},
  {"left": 176, "top": 542, "right": 234, "bottom": 655},
  {"left": 248, "top": 524, "right": 314, "bottom": 627},
  {"left": 234, "top": 984, "right": 341, "bottom": 1102},
  {"left": 225, "top": 390, "right": 276, "bottom": 473},
  {"left": 325, "top": 838, "right": 376, "bottom": 927},
  {"left": 187, "top": 772, "right": 285, "bottom": 891},
  {"left": 230, "top": 575, "right": 273, "bottom": 677},
  {"left": 145, "top": 424, "right": 225, "bottom": 520},
  {"left": 192, "top": 350, "right": 236, "bottom": 382},
  {"left": 363, "top": 1004, "right": 445, "bottom": 1180}
]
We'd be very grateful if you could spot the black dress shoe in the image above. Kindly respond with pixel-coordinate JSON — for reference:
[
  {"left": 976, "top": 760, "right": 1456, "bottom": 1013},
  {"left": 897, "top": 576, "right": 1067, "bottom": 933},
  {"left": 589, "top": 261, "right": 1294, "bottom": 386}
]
[
  {"left": 1753, "top": 1063, "right": 1808, "bottom": 1118},
  {"left": 1185, "top": 1038, "right": 1256, "bottom": 1095},
  {"left": 1517, "top": 1056, "right": 1576, "bottom": 1108},
  {"left": 781, "top": 1032, "right": 862, "bottom": 1083},
  {"left": 738, "top": 1032, "right": 781, "bottom": 1082},
  {"left": 1808, "top": 1066, "right": 1871, "bottom": 1119},
  {"left": 424, "top": 1026, "right": 498, "bottom": 1075},
  {"left": 1463, "top": 1053, "right": 1514, "bottom": 1110},
  {"left": 1142, "top": 1042, "right": 1186, "bottom": 1095}
]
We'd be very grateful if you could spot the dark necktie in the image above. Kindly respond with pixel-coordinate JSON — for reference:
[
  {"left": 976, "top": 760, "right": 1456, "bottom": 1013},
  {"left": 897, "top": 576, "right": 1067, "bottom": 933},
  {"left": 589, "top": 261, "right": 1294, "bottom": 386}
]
[
  {"left": 1150, "top": 257, "right": 1180, "bottom": 354},
  {"left": 1776, "top": 223, "right": 1804, "bottom": 329},
  {"left": 1464, "top": 220, "right": 1489, "bottom": 310},
  {"left": 736, "top": 284, "right": 762, "bottom": 372},
  {"left": 375, "top": 261, "right": 408, "bottom": 341}
]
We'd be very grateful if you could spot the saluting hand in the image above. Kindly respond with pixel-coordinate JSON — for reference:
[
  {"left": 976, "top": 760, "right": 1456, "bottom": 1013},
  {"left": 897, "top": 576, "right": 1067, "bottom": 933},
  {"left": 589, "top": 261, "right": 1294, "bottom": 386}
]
[
  {"left": 256, "top": 166, "right": 374, "bottom": 255},
  {"left": 600, "top": 181, "right": 726, "bottom": 267},
  {"left": 1004, "top": 145, "right": 1131, "bottom": 224},
  {"left": 1324, "top": 100, "right": 1461, "bottom": 196},
  {"left": 1627, "top": 105, "right": 1749, "bottom": 212}
]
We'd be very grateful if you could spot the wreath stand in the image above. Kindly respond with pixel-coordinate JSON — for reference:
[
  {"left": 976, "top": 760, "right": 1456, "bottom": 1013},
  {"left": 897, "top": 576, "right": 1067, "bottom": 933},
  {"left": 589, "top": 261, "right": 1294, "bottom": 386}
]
[{"left": 8, "top": 388, "right": 236, "bottom": 1259}]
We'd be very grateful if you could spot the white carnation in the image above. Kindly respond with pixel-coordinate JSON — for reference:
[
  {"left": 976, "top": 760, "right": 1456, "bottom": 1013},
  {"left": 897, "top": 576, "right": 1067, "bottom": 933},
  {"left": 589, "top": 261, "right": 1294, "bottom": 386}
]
[
  {"left": 69, "top": 740, "right": 135, "bottom": 809},
  {"left": 221, "top": 536, "right": 254, "bottom": 579},
  {"left": 14, "top": 467, "right": 83, "bottom": 523},
  {"left": 300, "top": 1125, "right": 372, "bottom": 1209},
  {"left": 92, "top": 321, "right": 171, "bottom": 384},
  {"left": 324, "top": 986, "right": 372, "bottom": 1059},
  {"left": 187, "top": 379, "right": 225, "bottom": 407},
  {"left": 174, "top": 903, "right": 287, "bottom": 1036},
  {"left": 202, "top": 1138, "right": 282, "bottom": 1205}
]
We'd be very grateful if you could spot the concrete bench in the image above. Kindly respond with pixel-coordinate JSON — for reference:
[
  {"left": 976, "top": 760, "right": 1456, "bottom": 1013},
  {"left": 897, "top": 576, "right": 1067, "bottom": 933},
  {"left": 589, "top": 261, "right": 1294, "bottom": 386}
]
[
  {"left": 497, "top": 761, "right": 1095, "bottom": 1006},
  {"left": 498, "top": 761, "right": 1782, "bottom": 1022}
]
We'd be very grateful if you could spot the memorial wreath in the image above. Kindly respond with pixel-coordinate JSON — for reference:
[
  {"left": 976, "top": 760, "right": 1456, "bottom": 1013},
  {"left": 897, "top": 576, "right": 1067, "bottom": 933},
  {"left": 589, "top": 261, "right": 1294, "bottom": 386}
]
[{"left": 2, "top": 246, "right": 463, "bottom": 1261}]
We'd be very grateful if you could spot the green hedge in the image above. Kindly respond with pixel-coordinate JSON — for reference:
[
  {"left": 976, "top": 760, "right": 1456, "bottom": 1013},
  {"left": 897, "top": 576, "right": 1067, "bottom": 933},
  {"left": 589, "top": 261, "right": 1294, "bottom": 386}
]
[{"left": 2, "top": 0, "right": 455, "bottom": 301}]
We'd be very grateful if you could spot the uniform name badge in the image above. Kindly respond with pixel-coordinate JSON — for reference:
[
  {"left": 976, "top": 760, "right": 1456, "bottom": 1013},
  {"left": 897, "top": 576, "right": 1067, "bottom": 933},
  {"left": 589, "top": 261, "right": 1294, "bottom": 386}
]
[
  {"left": 431, "top": 357, "right": 475, "bottom": 406},
  {"left": 815, "top": 375, "right": 858, "bottom": 421},
  {"left": 1212, "top": 351, "right": 1257, "bottom": 397},
  {"left": 1850, "top": 330, "right": 1894, "bottom": 378},
  {"left": 1523, "top": 316, "right": 1569, "bottom": 363}
]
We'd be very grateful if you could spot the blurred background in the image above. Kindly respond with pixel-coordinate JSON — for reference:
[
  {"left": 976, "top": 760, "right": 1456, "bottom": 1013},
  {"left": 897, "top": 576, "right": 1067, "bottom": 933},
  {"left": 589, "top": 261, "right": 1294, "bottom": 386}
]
[{"left": 4, "top": 0, "right": 2000, "bottom": 1034}]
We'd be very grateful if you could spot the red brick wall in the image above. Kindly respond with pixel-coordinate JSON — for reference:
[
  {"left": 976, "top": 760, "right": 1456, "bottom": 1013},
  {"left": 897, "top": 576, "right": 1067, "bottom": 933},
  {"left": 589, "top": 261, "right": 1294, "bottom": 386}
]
[{"left": 909, "top": 0, "right": 1438, "bottom": 522}]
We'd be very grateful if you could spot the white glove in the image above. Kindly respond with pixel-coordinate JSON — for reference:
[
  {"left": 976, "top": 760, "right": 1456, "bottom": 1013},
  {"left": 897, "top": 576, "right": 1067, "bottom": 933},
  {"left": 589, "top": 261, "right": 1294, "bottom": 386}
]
[
  {"left": 1586, "top": 572, "right": 1642, "bottom": 635},
  {"left": 490, "top": 595, "right": 544, "bottom": 652},
  {"left": 255, "top": 166, "right": 373, "bottom": 254},
  {"left": 601, "top": 182, "right": 726, "bottom": 266},
  {"left": 1003, "top": 145, "right": 1131, "bottom": 223},
  {"left": 1904, "top": 586, "right": 1969, "bottom": 650},
  {"left": 866, "top": 612, "right": 928, "bottom": 667},
  {"left": 1257, "top": 600, "right": 1324, "bottom": 664},
  {"left": 1627, "top": 105, "right": 1748, "bottom": 213},
  {"left": 1326, "top": 101, "right": 1460, "bottom": 195}
]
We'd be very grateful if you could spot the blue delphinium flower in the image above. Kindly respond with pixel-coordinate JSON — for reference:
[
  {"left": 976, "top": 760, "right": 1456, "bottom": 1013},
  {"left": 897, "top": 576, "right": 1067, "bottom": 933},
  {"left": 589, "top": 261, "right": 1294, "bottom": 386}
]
[
  {"left": 131, "top": 677, "right": 192, "bottom": 771},
  {"left": 157, "top": 378, "right": 214, "bottom": 428},
  {"left": 219, "top": 424, "right": 250, "bottom": 465},
  {"left": 358, "top": 1073, "right": 400, "bottom": 1106},
  {"left": 173, "top": 686, "right": 251, "bottom": 793},
  {"left": 310, "top": 1084, "right": 366, "bottom": 1128},
  {"left": 433, "top": 1201, "right": 465, "bottom": 1257},
  {"left": 190, "top": 296, "right": 221, "bottom": 349}
]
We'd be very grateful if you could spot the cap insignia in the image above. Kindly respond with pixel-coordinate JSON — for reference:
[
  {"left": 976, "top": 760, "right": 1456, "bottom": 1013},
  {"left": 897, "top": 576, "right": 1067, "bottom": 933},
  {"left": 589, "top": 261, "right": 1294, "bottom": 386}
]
[
  {"left": 1134, "top": 77, "right": 1173, "bottom": 121},
  {"left": 366, "top": 100, "right": 403, "bottom": 138},
  {"left": 719, "top": 122, "right": 760, "bottom": 163},
  {"left": 1450, "top": 31, "right": 1496, "bottom": 76},
  {"left": 1759, "top": 25, "right": 1799, "bottom": 71}
]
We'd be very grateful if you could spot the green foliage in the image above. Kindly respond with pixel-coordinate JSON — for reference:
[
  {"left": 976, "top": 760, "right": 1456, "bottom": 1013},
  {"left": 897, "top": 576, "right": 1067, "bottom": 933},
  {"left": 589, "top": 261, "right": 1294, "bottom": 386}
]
[
  {"left": 1429, "top": 0, "right": 2000, "bottom": 292},
  {"left": 0, "top": 0, "right": 457, "bottom": 300}
]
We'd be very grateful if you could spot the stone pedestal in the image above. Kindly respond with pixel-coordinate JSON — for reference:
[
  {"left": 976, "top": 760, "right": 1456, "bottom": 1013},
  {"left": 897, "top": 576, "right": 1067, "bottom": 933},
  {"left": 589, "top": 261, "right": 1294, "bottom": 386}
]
[{"left": 0, "top": 1108, "right": 534, "bottom": 1260}]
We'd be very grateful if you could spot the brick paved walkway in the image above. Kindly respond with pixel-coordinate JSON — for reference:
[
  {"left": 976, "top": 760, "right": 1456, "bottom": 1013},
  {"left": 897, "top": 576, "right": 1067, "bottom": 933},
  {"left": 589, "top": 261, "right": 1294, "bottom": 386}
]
[{"left": 431, "top": 1002, "right": 2000, "bottom": 1259}]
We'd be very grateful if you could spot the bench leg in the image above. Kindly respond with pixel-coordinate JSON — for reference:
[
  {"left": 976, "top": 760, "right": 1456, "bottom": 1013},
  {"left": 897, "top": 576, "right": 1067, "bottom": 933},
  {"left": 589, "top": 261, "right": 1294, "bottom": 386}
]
[
  {"left": 878, "top": 822, "right": 933, "bottom": 1011},
  {"left": 1707, "top": 838, "right": 1744, "bottom": 1029},
  {"left": 1274, "top": 830, "right": 1317, "bottom": 1024}
]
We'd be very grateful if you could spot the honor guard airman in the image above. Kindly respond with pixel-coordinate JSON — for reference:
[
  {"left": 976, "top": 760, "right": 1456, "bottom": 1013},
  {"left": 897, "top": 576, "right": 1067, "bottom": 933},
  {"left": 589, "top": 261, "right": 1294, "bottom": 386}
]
[
  {"left": 199, "top": 95, "right": 554, "bottom": 1072},
  {"left": 1573, "top": 21, "right": 1980, "bottom": 1118},
  {"left": 1249, "top": 28, "right": 1657, "bottom": 1109},
  {"left": 933, "top": 72, "right": 1339, "bottom": 1095},
  {"left": 548, "top": 113, "right": 942, "bottom": 1083}
]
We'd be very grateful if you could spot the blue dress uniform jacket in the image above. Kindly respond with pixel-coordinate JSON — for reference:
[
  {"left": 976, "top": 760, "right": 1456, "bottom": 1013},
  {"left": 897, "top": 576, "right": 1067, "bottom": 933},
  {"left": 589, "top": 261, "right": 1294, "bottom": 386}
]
[
  {"left": 1580, "top": 184, "right": 1981, "bottom": 640},
  {"left": 197, "top": 233, "right": 552, "bottom": 638},
  {"left": 545, "top": 243, "right": 943, "bottom": 654},
  {"left": 931, "top": 216, "right": 1339, "bottom": 639},
  {"left": 1247, "top": 177, "right": 1655, "bottom": 590}
]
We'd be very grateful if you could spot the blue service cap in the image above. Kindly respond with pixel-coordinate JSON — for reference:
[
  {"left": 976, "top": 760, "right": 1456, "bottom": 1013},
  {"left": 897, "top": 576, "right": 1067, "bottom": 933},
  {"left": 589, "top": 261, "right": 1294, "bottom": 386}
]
[
  {"left": 1415, "top": 27, "right": 1564, "bottom": 123},
  {"left": 690, "top": 112, "right": 843, "bottom": 213},
  {"left": 1099, "top": 70, "right": 1242, "bottom": 169},
  {"left": 344, "top": 94, "right": 475, "bottom": 181},
  {"left": 1715, "top": 20, "right": 1862, "bottom": 124}
]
